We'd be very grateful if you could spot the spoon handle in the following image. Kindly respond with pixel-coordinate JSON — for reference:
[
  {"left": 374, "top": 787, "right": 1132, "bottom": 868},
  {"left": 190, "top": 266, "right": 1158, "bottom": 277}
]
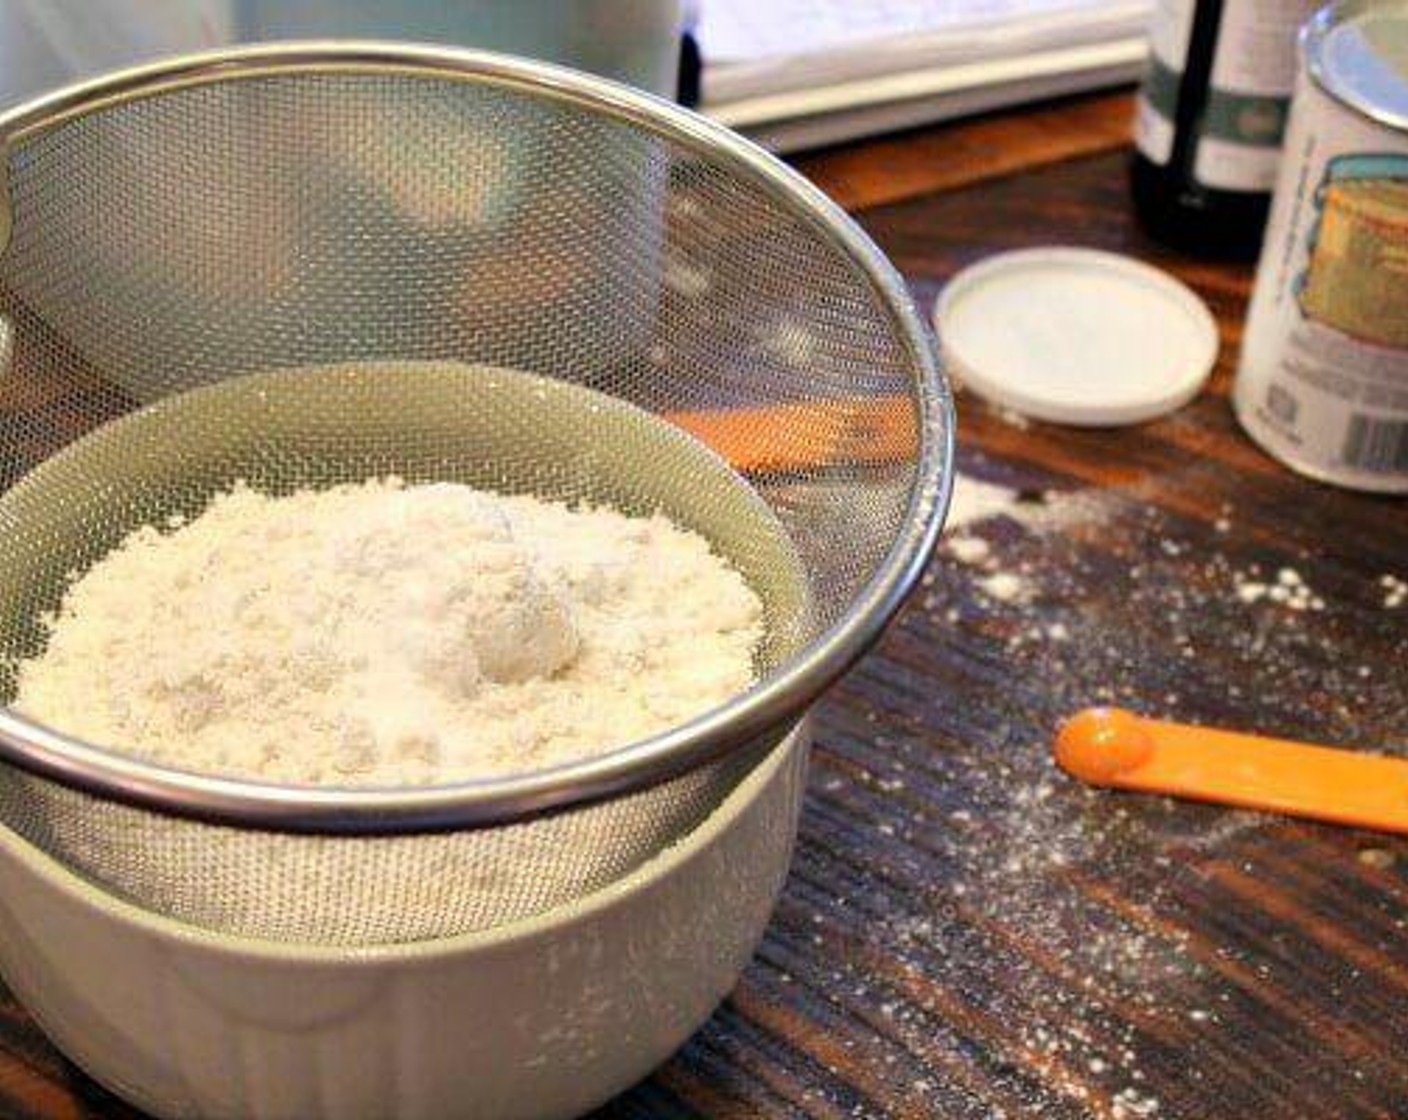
[{"left": 1055, "top": 707, "right": 1408, "bottom": 836}]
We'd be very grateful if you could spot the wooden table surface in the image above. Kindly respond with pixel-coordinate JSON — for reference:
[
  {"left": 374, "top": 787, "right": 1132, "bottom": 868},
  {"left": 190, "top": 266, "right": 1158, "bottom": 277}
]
[{"left": 3, "top": 91, "right": 1406, "bottom": 1120}]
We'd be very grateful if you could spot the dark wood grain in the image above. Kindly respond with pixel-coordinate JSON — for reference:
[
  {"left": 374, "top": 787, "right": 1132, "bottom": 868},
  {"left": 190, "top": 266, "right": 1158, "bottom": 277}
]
[
  {"left": 3, "top": 91, "right": 1406, "bottom": 1120},
  {"left": 793, "top": 91, "right": 1136, "bottom": 212}
]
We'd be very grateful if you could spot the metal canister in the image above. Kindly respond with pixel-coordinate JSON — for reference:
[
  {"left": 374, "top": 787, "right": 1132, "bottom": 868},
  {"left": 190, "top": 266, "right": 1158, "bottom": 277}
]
[{"left": 1234, "top": 0, "right": 1408, "bottom": 493}]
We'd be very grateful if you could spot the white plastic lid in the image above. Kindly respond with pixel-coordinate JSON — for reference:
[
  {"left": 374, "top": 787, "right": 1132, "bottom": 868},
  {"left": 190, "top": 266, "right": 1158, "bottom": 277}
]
[{"left": 934, "top": 247, "right": 1219, "bottom": 427}]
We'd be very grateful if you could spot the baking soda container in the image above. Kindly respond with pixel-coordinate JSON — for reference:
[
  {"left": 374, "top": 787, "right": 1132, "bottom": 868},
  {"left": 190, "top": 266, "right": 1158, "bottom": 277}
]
[{"left": 1234, "top": 0, "right": 1408, "bottom": 493}]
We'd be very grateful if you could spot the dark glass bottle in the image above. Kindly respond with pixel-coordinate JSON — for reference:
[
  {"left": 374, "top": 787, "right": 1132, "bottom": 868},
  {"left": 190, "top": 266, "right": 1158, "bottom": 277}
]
[{"left": 1130, "top": 0, "right": 1313, "bottom": 260}]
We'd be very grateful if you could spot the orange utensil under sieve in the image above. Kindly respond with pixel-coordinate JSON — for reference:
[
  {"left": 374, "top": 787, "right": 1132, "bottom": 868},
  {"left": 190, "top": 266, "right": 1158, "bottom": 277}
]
[{"left": 1055, "top": 707, "right": 1408, "bottom": 836}]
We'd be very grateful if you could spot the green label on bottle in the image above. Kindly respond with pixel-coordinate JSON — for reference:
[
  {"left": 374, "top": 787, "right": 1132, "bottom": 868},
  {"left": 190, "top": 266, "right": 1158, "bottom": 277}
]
[
  {"left": 1202, "top": 88, "right": 1290, "bottom": 148},
  {"left": 1143, "top": 56, "right": 1180, "bottom": 123},
  {"left": 1195, "top": 0, "right": 1315, "bottom": 191}
]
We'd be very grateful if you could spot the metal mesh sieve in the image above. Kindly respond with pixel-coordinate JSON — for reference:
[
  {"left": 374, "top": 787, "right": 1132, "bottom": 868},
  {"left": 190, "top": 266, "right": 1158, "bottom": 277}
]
[{"left": 0, "top": 44, "right": 952, "bottom": 945}]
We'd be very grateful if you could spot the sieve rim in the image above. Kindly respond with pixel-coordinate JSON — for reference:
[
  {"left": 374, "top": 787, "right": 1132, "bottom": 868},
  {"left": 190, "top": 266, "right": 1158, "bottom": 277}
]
[{"left": 0, "top": 41, "right": 954, "bottom": 834}]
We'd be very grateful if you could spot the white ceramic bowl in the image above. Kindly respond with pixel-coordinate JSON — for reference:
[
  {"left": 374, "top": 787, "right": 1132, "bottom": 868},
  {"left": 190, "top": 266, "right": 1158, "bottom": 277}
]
[{"left": 0, "top": 726, "right": 809, "bottom": 1120}]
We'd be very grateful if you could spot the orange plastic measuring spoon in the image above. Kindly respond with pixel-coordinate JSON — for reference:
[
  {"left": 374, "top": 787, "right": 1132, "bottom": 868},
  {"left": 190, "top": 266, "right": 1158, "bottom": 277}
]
[{"left": 1054, "top": 707, "right": 1408, "bottom": 835}]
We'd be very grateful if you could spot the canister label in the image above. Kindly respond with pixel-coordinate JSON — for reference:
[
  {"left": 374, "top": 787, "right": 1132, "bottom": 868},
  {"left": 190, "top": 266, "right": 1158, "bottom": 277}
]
[{"left": 1234, "top": 69, "right": 1408, "bottom": 492}]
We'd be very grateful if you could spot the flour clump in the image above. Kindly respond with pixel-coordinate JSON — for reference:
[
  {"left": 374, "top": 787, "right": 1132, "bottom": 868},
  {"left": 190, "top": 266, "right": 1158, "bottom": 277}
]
[{"left": 14, "top": 479, "right": 764, "bottom": 786}]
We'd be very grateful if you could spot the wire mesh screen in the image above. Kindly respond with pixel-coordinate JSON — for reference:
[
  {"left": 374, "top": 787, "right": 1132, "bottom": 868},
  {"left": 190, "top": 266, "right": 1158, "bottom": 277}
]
[{"left": 0, "top": 58, "right": 934, "bottom": 943}]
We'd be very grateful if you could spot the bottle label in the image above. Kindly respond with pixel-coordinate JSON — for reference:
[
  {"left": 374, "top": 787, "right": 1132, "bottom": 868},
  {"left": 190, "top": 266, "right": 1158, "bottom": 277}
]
[
  {"left": 1193, "top": 1, "right": 1314, "bottom": 191},
  {"left": 1133, "top": 0, "right": 1194, "bottom": 166},
  {"left": 1135, "top": 0, "right": 1313, "bottom": 191}
]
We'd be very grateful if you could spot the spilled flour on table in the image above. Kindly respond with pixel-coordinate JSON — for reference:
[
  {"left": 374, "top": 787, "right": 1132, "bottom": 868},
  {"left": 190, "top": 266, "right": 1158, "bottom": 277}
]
[
  {"left": 946, "top": 474, "right": 1031, "bottom": 531},
  {"left": 939, "top": 474, "right": 1080, "bottom": 607},
  {"left": 1232, "top": 566, "right": 1324, "bottom": 611},
  {"left": 779, "top": 466, "right": 1408, "bottom": 1120}
]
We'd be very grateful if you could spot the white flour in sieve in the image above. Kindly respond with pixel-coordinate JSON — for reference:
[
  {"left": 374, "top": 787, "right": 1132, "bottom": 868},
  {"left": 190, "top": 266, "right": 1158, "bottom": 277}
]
[{"left": 13, "top": 478, "right": 763, "bottom": 786}]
